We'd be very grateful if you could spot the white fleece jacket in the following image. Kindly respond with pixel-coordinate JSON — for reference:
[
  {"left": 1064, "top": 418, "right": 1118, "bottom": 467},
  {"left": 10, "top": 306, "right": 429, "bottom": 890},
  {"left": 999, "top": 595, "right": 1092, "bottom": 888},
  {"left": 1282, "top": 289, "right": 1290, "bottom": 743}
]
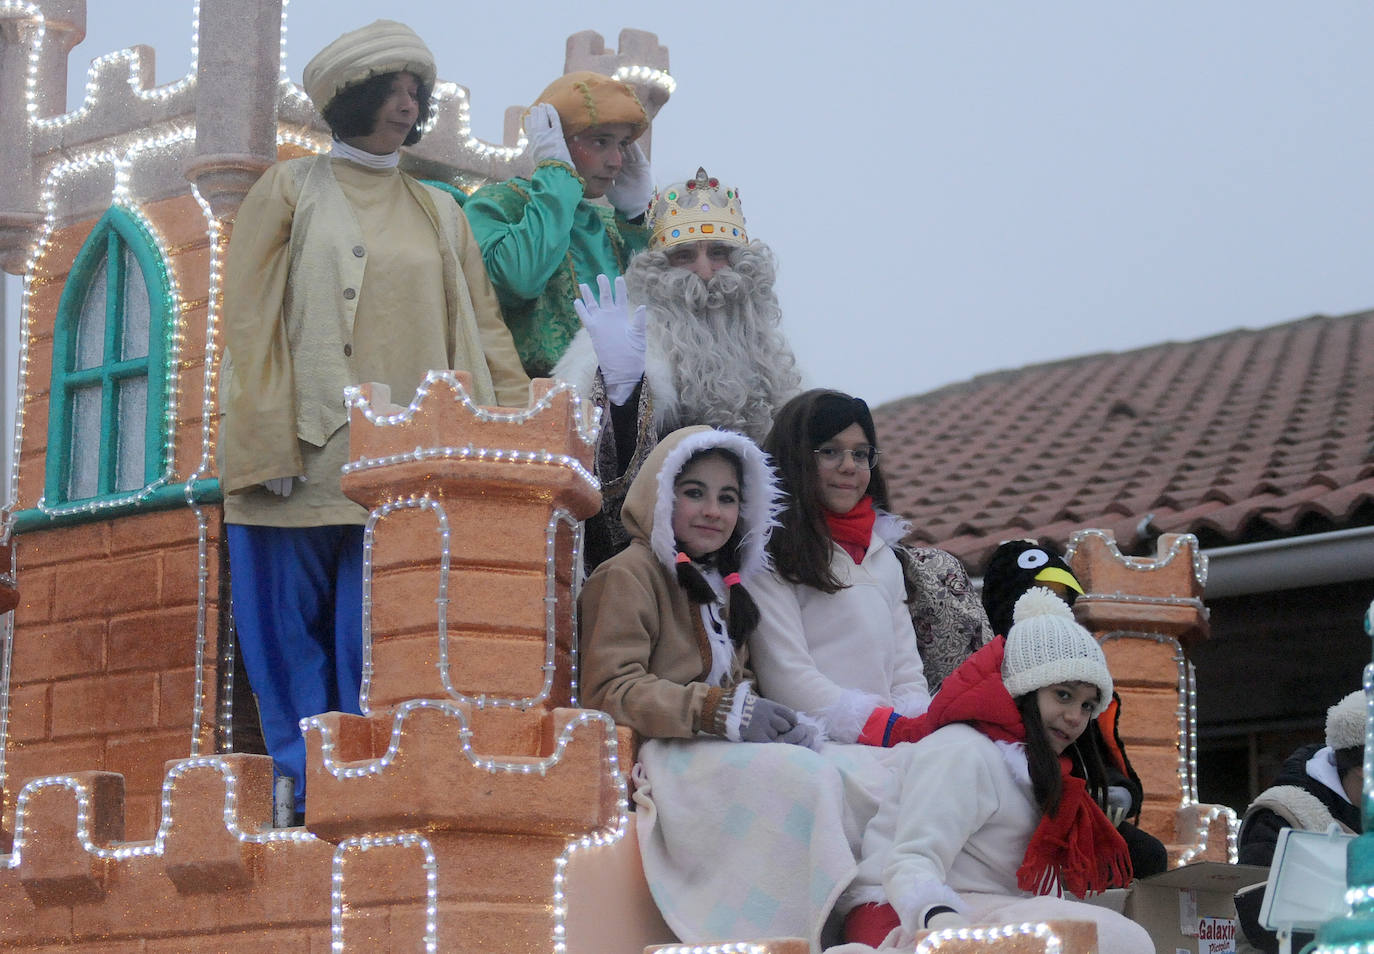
[{"left": 748, "top": 512, "right": 931, "bottom": 742}]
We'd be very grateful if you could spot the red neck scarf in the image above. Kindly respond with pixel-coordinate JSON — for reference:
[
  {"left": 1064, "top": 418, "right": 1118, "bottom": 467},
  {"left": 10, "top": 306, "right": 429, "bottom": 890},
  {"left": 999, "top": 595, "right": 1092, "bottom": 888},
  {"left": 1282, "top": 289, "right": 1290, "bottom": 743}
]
[
  {"left": 888, "top": 639, "right": 1132, "bottom": 897},
  {"left": 823, "top": 496, "right": 876, "bottom": 564}
]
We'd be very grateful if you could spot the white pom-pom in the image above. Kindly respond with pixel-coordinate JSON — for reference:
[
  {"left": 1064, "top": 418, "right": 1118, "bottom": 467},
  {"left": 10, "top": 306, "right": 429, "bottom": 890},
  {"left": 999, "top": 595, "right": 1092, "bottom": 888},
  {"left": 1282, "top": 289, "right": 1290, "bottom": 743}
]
[{"left": 1011, "top": 587, "right": 1074, "bottom": 625}]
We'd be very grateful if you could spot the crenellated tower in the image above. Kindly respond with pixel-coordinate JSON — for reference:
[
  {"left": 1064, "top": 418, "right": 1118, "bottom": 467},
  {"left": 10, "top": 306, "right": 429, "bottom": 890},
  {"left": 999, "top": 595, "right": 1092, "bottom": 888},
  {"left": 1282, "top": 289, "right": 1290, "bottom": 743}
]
[
  {"left": 1066, "top": 528, "right": 1236, "bottom": 866},
  {"left": 0, "top": 1, "right": 678, "bottom": 948}
]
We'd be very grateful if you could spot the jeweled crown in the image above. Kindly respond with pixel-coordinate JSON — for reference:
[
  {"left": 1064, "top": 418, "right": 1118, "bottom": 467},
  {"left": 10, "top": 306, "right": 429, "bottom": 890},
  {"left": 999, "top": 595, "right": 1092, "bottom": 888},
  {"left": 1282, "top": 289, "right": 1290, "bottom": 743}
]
[{"left": 648, "top": 167, "right": 749, "bottom": 250}]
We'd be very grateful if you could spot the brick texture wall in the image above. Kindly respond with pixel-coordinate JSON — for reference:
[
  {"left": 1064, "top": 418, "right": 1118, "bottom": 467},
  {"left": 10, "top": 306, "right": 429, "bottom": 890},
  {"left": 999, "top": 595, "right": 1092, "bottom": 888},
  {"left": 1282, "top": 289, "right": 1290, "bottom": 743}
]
[{"left": 6, "top": 195, "right": 226, "bottom": 845}]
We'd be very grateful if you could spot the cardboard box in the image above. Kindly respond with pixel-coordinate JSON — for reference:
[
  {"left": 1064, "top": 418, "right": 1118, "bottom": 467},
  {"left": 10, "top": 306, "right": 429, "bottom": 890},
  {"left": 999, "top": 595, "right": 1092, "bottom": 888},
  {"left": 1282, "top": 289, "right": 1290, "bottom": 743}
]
[{"left": 1124, "top": 862, "right": 1269, "bottom": 954}]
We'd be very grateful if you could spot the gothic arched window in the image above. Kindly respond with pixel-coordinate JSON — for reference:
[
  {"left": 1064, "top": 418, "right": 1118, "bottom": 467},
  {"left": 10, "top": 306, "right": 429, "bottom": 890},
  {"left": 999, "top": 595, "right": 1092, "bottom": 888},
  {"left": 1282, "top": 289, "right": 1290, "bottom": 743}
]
[{"left": 45, "top": 207, "right": 171, "bottom": 506}]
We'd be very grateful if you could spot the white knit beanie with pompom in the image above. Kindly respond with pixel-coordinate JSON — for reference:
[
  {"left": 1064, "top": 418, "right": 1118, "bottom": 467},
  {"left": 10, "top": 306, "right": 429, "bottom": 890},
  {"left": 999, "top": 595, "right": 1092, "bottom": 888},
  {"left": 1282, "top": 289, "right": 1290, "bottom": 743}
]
[
  {"left": 1001, "top": 587, "right": 1114, "bottom": 715},
  {"left": 1326, "top": 689, "right": 1366, "bottom": 751}
]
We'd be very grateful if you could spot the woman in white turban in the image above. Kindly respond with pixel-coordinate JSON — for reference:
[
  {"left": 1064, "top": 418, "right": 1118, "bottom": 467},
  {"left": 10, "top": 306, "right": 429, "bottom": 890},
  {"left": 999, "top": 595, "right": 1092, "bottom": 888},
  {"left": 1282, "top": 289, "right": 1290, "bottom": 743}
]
[{"left": 219, "top": 19, "right": 528, "bottom": 824}]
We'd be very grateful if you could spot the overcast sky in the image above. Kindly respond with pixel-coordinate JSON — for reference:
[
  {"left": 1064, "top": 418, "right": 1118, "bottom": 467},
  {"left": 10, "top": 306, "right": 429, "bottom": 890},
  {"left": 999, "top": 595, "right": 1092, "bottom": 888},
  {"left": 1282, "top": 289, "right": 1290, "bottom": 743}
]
[{"left": 54, "top": 0, "right": 1374, "bottom": 408}]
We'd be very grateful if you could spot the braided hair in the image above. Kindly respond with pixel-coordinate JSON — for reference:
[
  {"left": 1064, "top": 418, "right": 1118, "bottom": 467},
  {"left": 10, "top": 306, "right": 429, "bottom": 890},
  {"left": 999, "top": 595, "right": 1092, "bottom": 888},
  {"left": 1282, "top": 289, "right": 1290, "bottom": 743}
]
[{"left": 671, "top": 448, "right": 761, "bottom": 643}]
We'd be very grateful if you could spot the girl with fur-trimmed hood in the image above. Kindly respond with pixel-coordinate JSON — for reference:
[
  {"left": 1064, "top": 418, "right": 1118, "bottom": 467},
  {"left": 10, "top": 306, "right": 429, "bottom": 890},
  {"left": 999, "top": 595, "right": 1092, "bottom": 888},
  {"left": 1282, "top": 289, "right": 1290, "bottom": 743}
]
[
  {"left": 583, "top": 426, "right": 899, "bottom": 951},
  {"left": 580, "top": 425, "right": 813, "bottom": 745}
]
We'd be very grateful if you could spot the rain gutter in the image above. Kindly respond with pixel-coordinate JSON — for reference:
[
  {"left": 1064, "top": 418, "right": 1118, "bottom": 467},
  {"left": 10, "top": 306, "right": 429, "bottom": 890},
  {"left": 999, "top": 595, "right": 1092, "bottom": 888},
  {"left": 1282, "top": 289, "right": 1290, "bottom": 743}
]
[
  {"left": 968, "top": 526, "right": 1374, "bottom": 599},
  {"left": 1199, "top": 526, "right": 1374, "bottom": 599}
]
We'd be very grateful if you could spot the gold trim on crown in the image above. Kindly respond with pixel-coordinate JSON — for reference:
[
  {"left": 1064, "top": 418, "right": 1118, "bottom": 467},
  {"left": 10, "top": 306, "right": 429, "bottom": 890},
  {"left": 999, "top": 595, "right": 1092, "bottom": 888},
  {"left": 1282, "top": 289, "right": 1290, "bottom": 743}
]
[{"left": 648, "top": 167, "right": 748, "bottom": 250}]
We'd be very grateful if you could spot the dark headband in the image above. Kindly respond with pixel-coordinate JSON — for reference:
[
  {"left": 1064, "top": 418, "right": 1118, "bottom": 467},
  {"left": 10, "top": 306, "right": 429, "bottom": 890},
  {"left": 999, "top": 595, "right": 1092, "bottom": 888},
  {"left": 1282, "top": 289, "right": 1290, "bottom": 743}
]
[{"left": 807, "top": 393, "right": 875, "bottom": 447}]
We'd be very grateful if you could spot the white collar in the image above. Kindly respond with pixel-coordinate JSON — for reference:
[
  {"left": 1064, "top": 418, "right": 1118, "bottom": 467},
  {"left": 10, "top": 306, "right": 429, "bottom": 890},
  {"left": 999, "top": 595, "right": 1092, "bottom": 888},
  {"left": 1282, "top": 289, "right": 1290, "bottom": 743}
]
[
  {"left": 330, "top": 138, "right": 400, "bottom": 169},
  {"left": 1307, "top": 746, "right": 1354, "bottom": 805}
]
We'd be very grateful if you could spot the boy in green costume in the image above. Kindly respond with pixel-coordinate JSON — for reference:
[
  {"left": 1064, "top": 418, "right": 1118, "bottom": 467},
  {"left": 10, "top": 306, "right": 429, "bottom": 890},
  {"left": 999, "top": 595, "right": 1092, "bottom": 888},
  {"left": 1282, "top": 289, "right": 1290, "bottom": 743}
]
[{"left": 465, "top": 71, "right": 653, "bottom": 377}]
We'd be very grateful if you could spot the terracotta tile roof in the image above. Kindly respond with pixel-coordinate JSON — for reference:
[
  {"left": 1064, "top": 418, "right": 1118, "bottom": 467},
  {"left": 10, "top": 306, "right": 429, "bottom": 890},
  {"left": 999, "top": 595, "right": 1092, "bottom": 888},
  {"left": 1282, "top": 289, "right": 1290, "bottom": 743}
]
[{"left": 873, "top": 310, "right": 1374, "bottom": 571}]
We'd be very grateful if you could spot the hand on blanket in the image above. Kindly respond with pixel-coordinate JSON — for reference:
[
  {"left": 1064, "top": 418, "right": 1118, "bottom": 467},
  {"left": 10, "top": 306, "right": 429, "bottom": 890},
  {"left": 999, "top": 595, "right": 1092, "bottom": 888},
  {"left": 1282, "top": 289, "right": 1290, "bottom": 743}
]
[
  {"left": 779, "top": 720, "right": 819, "bottom": 749},
  {"left": 740, "top": 695, "right": 803, "bottom": 744}
]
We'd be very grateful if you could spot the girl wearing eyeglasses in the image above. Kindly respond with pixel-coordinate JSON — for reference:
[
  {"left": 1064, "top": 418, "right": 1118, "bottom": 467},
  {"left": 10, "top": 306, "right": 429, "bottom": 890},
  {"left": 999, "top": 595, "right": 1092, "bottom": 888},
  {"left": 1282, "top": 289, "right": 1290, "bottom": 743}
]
[{"left": 750, "top": 389, "right": 934, "bottom": 746}]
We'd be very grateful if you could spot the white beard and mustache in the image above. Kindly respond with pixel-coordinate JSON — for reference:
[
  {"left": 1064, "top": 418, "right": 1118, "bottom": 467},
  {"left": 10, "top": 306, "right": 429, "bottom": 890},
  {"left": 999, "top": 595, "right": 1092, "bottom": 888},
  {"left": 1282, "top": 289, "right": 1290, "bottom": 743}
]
[{"left": 623, "top": 241, "right": 802, "bottom": 441}]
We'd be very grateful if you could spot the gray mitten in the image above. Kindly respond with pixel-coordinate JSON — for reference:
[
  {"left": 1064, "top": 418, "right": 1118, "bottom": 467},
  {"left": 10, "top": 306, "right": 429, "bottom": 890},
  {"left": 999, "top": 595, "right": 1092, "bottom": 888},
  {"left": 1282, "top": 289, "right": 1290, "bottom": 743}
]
[
  {"left": 779, "top": 720, "right": 820, "bottom": 749},
  {"left": 1106, "top": 784, "right": 1133, "bottom": 824},
  {"left": 740, "top": 693, "right": 800, "bottom": 743}
]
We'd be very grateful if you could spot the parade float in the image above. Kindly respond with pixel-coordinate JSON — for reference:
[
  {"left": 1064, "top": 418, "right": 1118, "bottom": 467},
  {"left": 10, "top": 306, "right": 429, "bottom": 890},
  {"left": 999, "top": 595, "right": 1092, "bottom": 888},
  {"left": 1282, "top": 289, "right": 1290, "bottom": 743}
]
[{"left": 0, "top": 2, "right": 1257, "bottom": 950}]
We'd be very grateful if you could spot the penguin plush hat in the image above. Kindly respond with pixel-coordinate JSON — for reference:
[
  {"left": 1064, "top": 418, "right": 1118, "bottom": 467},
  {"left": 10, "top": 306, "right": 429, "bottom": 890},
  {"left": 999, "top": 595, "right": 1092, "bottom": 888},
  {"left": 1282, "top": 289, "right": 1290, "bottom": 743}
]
[{"left": 981, "top": 539, "right": 1085, "bottom": 637}]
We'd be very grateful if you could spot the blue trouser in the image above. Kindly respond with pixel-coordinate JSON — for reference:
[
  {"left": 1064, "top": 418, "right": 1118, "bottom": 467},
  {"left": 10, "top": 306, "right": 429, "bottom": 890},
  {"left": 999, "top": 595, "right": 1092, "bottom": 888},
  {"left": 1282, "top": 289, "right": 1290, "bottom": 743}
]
[{"left": 226, "top": 524, "right": 364, "bottom": 813}]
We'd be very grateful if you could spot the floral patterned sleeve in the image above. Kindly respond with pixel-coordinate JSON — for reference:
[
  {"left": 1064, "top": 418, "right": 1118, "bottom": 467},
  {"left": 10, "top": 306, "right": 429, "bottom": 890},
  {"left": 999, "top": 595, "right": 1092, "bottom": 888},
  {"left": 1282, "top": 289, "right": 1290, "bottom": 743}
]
[{"left": 897, "top": 546, "right": 993, "bottom": 691}]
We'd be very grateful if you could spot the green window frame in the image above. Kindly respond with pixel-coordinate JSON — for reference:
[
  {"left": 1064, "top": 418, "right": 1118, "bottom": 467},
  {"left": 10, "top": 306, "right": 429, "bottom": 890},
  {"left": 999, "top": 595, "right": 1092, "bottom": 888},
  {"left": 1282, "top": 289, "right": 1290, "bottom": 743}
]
[{"left": 44, "top": 206, "right": 171, "bottom": 508}]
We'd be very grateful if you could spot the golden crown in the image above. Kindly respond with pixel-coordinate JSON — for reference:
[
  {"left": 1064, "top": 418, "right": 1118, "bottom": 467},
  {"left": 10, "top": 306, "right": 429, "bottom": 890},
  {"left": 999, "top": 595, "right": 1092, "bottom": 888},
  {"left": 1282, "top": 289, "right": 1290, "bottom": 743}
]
[{"left": 648, "top": 167, "right": 749, "bottom": 250}]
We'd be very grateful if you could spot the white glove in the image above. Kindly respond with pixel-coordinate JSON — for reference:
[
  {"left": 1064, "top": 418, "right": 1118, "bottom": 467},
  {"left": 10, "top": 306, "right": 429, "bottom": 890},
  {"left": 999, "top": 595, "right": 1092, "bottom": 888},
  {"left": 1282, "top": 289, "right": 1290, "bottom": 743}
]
[
  {"left": 574, "top": 275, "right": 647, "bottom": 405},
  {"left": 603, "top": 141, "right": 653, "bottom": 218},
  {"left": 262, "top": 476, "right": 305, "bottom": 498},
  {"left": 524, "top": 103, "right": 573, "bottom": 167}
]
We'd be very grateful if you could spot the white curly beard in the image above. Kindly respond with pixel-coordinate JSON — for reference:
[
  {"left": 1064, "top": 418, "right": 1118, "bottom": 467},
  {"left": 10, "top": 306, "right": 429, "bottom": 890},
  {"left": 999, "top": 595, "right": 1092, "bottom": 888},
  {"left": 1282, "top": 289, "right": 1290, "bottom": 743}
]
[{"left": 625, "top": 241, "right": 802, "bottom": 442}]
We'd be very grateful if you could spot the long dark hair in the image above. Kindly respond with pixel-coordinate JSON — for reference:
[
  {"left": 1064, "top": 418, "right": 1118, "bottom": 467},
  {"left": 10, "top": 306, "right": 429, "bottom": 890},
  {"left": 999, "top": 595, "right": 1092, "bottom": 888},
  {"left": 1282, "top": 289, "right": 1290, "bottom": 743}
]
[
  {"left": 1016, "top": 692, "right": 1111, "bottom": 817},
  {"left": 322, "top": 71, "right": 432, "bottom": 146},
  {"left": 763, "top": 389, "right": 893, "bottom": 593},
  {"left": 672, "top": 448, "right": 760, "bottom": 641}
]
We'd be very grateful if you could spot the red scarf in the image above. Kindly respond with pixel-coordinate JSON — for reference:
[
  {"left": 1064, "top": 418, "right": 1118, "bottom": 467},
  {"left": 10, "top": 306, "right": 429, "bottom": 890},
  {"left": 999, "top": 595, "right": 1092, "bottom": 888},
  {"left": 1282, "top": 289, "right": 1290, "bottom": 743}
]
[
  {"left": 886, "top": 639, "right": 1132, "bottom": 896},
  {"left": 823, "top": 496, "right": 876, "bottom": 564}
]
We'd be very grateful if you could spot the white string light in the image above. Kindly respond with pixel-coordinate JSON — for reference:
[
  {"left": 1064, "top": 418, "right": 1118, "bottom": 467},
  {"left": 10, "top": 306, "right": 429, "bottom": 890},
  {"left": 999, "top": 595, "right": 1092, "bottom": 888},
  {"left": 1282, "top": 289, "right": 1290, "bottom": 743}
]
[
  {"left": 612, "top": 64, "right": 677, "bottom": 94},
  {"left": 645, "top": 945, "right": 768, "bottom": 954},
  {"left": 6, "top": 757, "right": 314, "bottom": 872},
  {"left": 0, "top": 556, "right": 13, "bottom": 790},
  {"left": 1100, "top": 631, "right": 1237, "bottom": 864},
  {"left": 916, "top": 921, "right": 1064, "bottom": 952},
  {"left": 345, "top": 370, "right": 599, "bottom": 445},
  {"left": 331, "top": 833, "right": 439, "bottom": 954},
  {"left": 25, "top": 2, "right": 200, "bottom": 130},
  {"left": 0, "top": 9, "right": 655, "bottom": 951},
  {"left": 1064, "top": 528, "right": 1208, "bottom": 589},
  {"left": 21, "top": 128, "right": 195, "bottom": 523}
]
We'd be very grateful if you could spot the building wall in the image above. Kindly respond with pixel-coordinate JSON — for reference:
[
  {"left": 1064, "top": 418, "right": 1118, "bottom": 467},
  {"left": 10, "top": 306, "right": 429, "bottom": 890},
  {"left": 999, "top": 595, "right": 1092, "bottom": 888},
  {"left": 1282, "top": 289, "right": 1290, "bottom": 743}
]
[
  {"left": 6, "top": 194, "right": 228, "bottom": 843},
  {"left": 1194, "top": 579, "right": 1372, "bottom": 813}
]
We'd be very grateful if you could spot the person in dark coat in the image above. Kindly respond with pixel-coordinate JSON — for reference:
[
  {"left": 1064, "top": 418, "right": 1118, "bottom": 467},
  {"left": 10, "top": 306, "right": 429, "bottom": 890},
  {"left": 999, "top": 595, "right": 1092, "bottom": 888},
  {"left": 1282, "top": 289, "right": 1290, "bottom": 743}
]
[{"left": 1235, "top": 689, "right": 1364, "bottom": 954}]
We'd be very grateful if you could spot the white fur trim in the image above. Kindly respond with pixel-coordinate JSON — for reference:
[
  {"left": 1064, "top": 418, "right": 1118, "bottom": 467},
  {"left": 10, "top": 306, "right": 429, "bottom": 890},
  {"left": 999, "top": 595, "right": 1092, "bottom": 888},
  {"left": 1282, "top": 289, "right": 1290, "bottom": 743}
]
[
  {"left": 1247, "top": 784, "right": 1347, "bottom": 833},
  {"left": 724, "top": 680, "right": 753, "bottom": 742},
  {"left": 642, "top": 328, "right": 677, "bottom": 433},
  {"left": 873, "top": 510, "right": 911, "bottom": 546},
  {"left": 649, "top": 428, "right": 783, "bottom": 579},
  {"left": 1327, "top": 690, "right": 1366, "bottom": 750},
  {"left": 816, "top": 688, "right": 886, "bottom": 744},
  {"left": 795, "top": 711, "right": 827, "bottom": 750},
  {"left": 995, "top": 739, "right": 1032, "bottom": 788},
  {"left": 838, "top": 881, "right": 887, "bottom": 913},
  {"left": 550, "top": 328, "right": 600, "bottom": 402},
  {"left": 552, "top": 321, "right": 679, "bottom": 436},
  {"left": 894, "top": 686, "right": 932, "bottom": 718}
]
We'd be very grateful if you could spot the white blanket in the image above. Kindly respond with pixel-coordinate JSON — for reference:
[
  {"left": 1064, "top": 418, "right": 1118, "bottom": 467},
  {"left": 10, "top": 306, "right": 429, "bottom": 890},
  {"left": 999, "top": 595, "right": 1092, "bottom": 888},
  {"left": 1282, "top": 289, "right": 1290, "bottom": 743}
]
[{"left": 634, "top": 738, "right": 910, "bottom": 953}]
